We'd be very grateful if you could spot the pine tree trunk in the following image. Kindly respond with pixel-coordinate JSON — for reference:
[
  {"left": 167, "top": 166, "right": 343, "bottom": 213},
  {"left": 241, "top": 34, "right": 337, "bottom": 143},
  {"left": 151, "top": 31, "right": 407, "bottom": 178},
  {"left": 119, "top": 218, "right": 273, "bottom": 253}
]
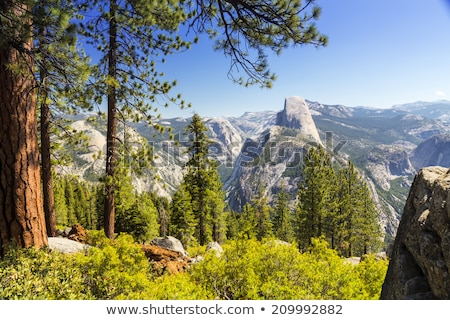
[
  {"left": 40, "top": 71, "right": 57, "bottom": 237},
  {"left": 0, "top": 3, "right": 48, "bottom": 255},
  {"left": 41, "top": 100, "right": 56, "bottom": 237},
  {"left": 37, "top": 8, "right": 56, "bottom": 237},
  {"left": 104, "top": 0, "right": 118, "bottom": 239}
]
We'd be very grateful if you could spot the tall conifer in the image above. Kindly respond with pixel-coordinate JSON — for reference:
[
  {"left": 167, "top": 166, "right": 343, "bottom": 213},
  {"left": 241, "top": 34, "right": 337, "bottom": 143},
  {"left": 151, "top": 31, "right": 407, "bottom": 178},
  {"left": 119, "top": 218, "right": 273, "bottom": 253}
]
[
  {"left": 252, "top": 183, "right": 273, "bottom": 241},
  {"left": 79, "top": 0, "right": 193, "bottom": 238},
  {"left": 273, "top": 182, "right": 294, "bottom": 242},
  {"left": 295, "top": 145, "right": 336, "bottom": 250},
  {"left": 34, "top": 1, "right": 91, "bottom": 237},
  {"left": 239, "top": 203, "right": 256, "bottom": 240},
  {"left": 181, "top": 114, "right": 227, "bottom": 245},
  {"left": 336, "top": 161, "right": 382, "bottom": 256},
  {"left": 170, "top": 182, "right": 196, "bottom": 248}
]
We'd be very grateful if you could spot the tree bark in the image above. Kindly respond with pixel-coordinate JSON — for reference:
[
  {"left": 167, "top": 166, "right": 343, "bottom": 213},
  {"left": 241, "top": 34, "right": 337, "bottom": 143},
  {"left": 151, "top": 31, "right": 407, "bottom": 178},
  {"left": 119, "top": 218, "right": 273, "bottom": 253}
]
[
  {"left": 38, "top": 5, "right": 57, "bottom": 237},
  {"left": 40, "top": 88, "right": 57, "bottom": 237},
  {"left": 104, "top": 0, "right": 118, "bottom": 239},
  {"left": 0, "top": 3, "right": 48, "bottom": 255}
]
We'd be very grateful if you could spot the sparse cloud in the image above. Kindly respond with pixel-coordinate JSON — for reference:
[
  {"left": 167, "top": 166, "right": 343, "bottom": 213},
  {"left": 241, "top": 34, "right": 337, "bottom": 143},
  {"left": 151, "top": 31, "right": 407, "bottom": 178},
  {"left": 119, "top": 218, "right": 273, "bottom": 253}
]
[{"left": 435, "top": 90, "right": 446, "bottom": 97}]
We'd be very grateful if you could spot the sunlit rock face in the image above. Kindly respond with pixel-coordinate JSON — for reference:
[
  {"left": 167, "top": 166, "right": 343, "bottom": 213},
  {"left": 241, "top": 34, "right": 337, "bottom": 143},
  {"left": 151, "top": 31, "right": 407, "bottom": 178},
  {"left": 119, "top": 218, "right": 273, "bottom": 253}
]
[
  {"left": 381, "top": 166, "right": 450, "bottom": 299},
  {"left": 276, "top": 96, "right": 321, "bottom": 144}
]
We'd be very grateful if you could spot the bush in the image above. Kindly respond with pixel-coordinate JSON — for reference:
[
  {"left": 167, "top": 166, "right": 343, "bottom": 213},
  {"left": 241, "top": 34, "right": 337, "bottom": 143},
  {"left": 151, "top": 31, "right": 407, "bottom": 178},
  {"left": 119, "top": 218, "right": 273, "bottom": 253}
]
[
  {"left": 74, "top": 233, "right": 153, "bottom": 299},
  {"left": 354, "top": 254, "right": 388, "bottom": 299},
  {"left": 0, "top": 246, "right": 91, "bottom": 299},
  {"left": 145, "top": 273, "right": 213, "bottom": 299},
  {"left": 0, "top": 236, "right": 387, "bottom": 300},
  {"left": 189, "top": 238, "right": 388, "bottom": 300}
]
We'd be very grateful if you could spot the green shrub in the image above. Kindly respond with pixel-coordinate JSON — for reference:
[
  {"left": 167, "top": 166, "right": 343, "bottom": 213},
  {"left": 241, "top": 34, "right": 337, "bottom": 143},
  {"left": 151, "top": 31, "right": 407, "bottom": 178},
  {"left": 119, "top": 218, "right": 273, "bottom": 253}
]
[
  {"left": 145, "top": 273, "right": 213, "bottom": 299},
  {"left": 354, "top": 254, "right": 388, "bottom": 299},
  {"left": 0, "top": 236, "right": 387, "bottom": 300},
  {"left": 189, "top": 238, "right": 388, "bottom": 300},
  {"left": 0, "top": 246, "right": 91, "bottom": 299},
  {"left": 74, "top": 233, "right": 153, "bottom": 299}
]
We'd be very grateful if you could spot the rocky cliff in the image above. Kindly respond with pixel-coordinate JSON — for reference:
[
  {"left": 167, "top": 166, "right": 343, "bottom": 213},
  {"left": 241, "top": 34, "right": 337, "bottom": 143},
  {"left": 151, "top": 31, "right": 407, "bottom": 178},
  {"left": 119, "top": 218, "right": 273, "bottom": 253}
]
[
  {"left": 410, "top": 134, "right": 450, "bottom": 170},
  {"left": 276, "top": 96, "right": 321, "bottom": 143},
  {"left": 225, "top": 96, "right": 322, "bottom": 211},
  {"left": 381, "top": 166, "right": 450, "bottom": 299}
]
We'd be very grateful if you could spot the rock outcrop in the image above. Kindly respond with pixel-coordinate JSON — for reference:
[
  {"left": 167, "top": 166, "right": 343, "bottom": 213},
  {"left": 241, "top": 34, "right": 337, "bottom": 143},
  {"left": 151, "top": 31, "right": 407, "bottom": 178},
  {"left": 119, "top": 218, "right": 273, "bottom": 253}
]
[
  {"left": 276, "top": 96, "right": 321, "bottom": 144},
  {"left": 224, "top": 126, "right": 309, "bottom": 211},
  {"left": 67, "top": 224, "right": 88, "bottom": 244},
  {"left": 49, "top": 224, "right": 90, "bottom": 254},
  {"left": 381, "top": 166, "right": 450, "bottom": 299},
  {"left": 142, "top": 244, "right": 190, "bottom": 274},
  {"left": 205, "top": 241, "right": 223, "bottom": 256},
  {"left": 48, "top": 237, "right": 90, "bottom": 254},
  {"left": 150, "top": 236, "right": 188, "bottom": 257}
]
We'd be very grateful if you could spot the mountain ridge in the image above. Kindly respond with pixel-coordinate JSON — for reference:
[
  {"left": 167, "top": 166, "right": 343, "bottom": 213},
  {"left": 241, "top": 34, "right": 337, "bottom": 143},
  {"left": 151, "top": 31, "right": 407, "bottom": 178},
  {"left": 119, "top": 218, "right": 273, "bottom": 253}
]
[{"left": 55, "top": 97, "right": 450, "bottom": 239}]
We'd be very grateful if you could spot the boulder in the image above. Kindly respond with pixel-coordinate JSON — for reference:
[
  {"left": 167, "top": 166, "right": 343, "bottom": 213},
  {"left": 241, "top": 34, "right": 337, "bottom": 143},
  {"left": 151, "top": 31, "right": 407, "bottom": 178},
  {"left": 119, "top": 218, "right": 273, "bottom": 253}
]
[
  {"left": 142, "top": 244, "right": 190, "bottom": 274},
  {"left": 150, "top": 236, "right": 188, "bottom": 257},
  {"left": 56, "top": 227, "right": 72, "bottom": 237},
  {"left": 67, "top": 224, "right": 88, "bottom": 244},
  {"left": 48, "top": 237, "right": 90, "bottom": 254},
  {"left": 205, "top": 241, "right": 223, "bottom": 256},
  {"left": 381, "top": 166, "right": 450, "bottom": 299}
]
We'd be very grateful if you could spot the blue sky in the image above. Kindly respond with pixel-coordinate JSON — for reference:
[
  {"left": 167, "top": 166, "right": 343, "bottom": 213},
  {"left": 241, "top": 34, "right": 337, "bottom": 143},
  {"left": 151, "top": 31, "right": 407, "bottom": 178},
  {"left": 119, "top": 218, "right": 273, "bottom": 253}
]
[{"left": 157, "top": 0, "right": 450, "bottom": 118}]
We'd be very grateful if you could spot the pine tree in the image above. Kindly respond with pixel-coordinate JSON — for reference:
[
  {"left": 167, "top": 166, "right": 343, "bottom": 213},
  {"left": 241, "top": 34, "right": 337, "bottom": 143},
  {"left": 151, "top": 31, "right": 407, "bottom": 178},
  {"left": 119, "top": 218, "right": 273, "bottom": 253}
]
[
  {"left": 238, "top": 203, "right": 256, "bottom": 240},
  {"left": 0, "top": 0, "right": 48, "bottom": 255},
  {"left": 182, "top": 114, "right": 227, "bottom": 245},
  {"left": 64, "top": 176, "right": 78, "bottom": 226},
  {"left": 137, "top": 192, "right": 160, "bottom": 241},
  {"left": 295, "top": 145, "right": 336, "bottom": 250},
  {"left": 116, "top": 191, "right": 159, "bottom": 243},
  {"left": 189, "top": 0, "right": 328, "bottom": 87},
  {"left": 79, "top": 0, "right": 193, "bottom": 239},
  {"left": 113, "top": 164, "right": 137, "bottom": 234},
  {"left": 149, "top": 192, "right": 171, "bottom": 237},
  {"left": 206, "top": 170, "right": 227, "bottom": 243},
  {"left": 34, "top": 1, "right": 91, "bottom": 237},
  {"left": 225, "top": 210, "right": 240, "bottom": 240},
  {"left": 358, "top": 183, "right": 383, "bottom": 255},
  {"left": 94, "top": 183, "right": 106, "bottom": 230},
  {"left": 170, "top": 182, "right": 196, "bottom": 248},
  {"left": 336, "top": 161, "right": 382, "bottom": 256},
  {"left": 71, "top": 179, "right": 98, "bottom": 230},
  {"left": 252, "top": 183, "right": 273, "bottom": 241},
  {"left": 53, "top": 176, "right": 69, "bottom": 226},
  {"left": 0, "top": 0, "right": 94, "bottom": 253},
  {"left": 273, "top": 182, "right": 294, "bottom": 242},
  {"left": 295, "top": 153, "right": 383, "bottom": 257},
  {"left": 74, "top": 182, "right": 89, "bottom": 227}
]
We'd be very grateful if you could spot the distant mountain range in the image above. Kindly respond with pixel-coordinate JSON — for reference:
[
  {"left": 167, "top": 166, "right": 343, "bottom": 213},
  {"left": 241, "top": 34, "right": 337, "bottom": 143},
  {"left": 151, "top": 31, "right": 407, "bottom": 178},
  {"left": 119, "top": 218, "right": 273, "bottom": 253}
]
[{"left": 56, "top": 98, "right": 450, "bottom": 239}]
